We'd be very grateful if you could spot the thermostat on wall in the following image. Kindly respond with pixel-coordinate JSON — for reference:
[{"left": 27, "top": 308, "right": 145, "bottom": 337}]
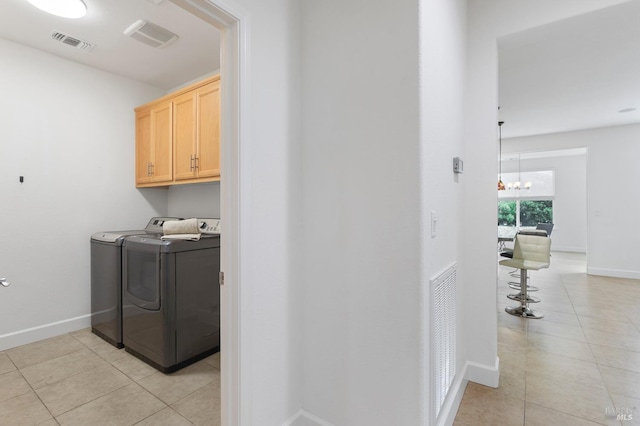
[{"left": 453, "top": 157, "right": 463, "bottom": 174}]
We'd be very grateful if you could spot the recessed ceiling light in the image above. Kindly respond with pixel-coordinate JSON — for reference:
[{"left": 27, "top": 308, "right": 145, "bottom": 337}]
[
  {"left": 618, "top": 107, "right": 637, "bottom": 113},
  {"left": 26, "top": 0, "right": 87, "bottom": 19}
]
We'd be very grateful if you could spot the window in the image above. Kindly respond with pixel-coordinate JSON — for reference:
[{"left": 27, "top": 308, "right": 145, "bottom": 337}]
[
  {"left": 499, "top": 200, "right": 553, "bottom": 227},
  {"left": 498, "top": 170, "right": 554, "bottom": 228}
]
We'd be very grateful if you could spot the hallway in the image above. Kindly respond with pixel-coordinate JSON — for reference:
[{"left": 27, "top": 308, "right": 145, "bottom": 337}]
[{"left": 455, "top": 252, "right": 640, "bottom": 425}]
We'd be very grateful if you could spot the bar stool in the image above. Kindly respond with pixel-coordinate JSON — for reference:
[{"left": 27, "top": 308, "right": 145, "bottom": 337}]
[{"left": 500, "top": 233, "right": 551, "bottom": 319}]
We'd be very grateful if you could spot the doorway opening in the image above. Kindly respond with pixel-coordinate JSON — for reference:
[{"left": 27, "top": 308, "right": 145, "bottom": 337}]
[{"left": 172, "top": 0, "right": 249, "bottom": 424}]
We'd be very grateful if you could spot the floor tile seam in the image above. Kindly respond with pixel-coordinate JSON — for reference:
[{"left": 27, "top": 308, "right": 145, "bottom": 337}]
[
  {"left": 16, "top": 367, "right": 58, "bottom": 422},
  {"left": 168, "top": 378, "right": 217, "bottom": 408},
  {"left": 88, "top": 345, "right": 130, "bottom": 365},
  {"left": 522, "top": 329, "right": 587, "bottom": 344},
  {"left": 68, "top": 331, "right": 96, "bottom": 349},
  {"left": 581, "top": 335, "right": 640, "bottom": 355},
  {"left": 554, "top": 284, "right": 589, "bottom": 342},
  {"left": 20, "top": 354, "right": 115, "bottom": 391},
  {"left": 523, "top": 401, "right": 609, "bottom": 426},
  {"left": 107, "top": 357, "right": 157, "bottom": 384},
  {"left": 590, "top": 341, "right": 640, "bottom": 357},
  {"left": 523, "top": 368, "right": 608, "bottom": 392},
  {"left": 590, "top": 349, "right": 625, "bottom": 425},
  {"left": 0, "top": 379, "right": 32, "bottom": 406},
  {"left": 132, "top": 407, "right": 195, "bottom": 426},
  {"left": 524, "top": 347, "right": 598, "bottom": 365},
  {"left": 9, "top": 346, "right": 91, "bottom": 372},
  {"left": 47, "top": 379, "right": 133, "bottom": 419}
]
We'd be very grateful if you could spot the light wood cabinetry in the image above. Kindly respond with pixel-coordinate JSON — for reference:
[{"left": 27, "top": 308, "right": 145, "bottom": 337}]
[
  {"left": 135, "top": 75, "right": 220, "bottom": 188},
  {"left": 173, "top": 79, "right": 221, "bottom": 181},
  {"left": 135, "top": 100, "right": 173, "bottom": 185}
]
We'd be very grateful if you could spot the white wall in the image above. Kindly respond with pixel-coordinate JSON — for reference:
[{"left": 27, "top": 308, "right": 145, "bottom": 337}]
[
  {"left": 462, "top": 0, "right": 630, "bottom": 390},
  {"left": 500, "top": 153, "right": 588, "bottom": 252},
  {"left": 420, "top": 0, "right": 468, "bottom": 424},
  {"left": 505, "top": 125, "right": 640, "bottom": 278},
  {"left": 0, "top": 38, "right": 168, "bottom": 349},
  {"left": 167, "top": 182, "right": 220, "bottom": 218},
  {"left": 300, "top": 0, "right": 421, "bottom": 423},
  {"left": 300, "top": 0, "right": 467, "bottom": 424},
  {"left": 219, "top": 0, "right": 304, "bottom": 423}
]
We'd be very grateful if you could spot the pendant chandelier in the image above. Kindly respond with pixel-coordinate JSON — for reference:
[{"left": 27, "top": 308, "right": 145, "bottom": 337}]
[{"left": 506, "top": 154, "right": 532, "bottom": 190}]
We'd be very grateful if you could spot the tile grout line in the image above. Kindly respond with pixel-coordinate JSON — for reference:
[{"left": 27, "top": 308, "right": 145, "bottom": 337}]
[{"left": 562, "top": 271, "right": 622, "bottom": 426}]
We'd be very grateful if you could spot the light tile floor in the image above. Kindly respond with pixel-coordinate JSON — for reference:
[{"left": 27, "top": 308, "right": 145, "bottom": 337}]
[
  {"left": 455, "top": 251, "right": 640, "bottom": 426},
  {"left": 0, "top": 330, "right": 220, "bottom": 425}
]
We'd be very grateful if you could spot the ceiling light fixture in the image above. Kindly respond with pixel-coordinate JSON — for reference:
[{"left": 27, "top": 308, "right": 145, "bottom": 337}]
[
  {"left": 26, "top": 0, "right": 87, "bottom": 19},
  {"left": 506, "top": 154, "right": 531, "bottom": 190}
]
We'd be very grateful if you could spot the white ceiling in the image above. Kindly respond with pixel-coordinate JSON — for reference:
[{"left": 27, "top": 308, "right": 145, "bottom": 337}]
[
  {"left": 498, "top": 0, "right": 640, "bottom": 139},
  {"left": 0, "top": 0, "right": 220, "bottom": 90},
  {"left": 1, "top": 1, "right": 636, "bottom": 137}
]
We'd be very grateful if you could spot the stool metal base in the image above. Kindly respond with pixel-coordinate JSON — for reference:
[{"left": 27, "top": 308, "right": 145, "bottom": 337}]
[
  {"left": 507, "top": 293, "right": 540, "bottom": 303},
  {"left": 509, "top": 283, "right": 538, "bottom": 292},
  {"left": 505, "top": 305, "right": 544, "bottom": 319},
  {"left": 504, "top": 267, "right": 544, "bottom": 319}
]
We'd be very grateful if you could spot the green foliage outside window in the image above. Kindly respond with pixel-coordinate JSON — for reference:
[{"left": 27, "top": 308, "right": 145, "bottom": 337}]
[
  {"left": 498, "top": 200, "right": 553, "bottom": 227},
  {"left": 520, "top": 200, "right": 553, "bottom": 226},
  {"left": 498, "top": 201, "right": 516, "bottom": 226}
]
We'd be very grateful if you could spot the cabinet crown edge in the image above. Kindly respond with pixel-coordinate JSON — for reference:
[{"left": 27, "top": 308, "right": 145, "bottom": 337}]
[{"left": 135, "top": 75, "right": 221, "bottom": 112}]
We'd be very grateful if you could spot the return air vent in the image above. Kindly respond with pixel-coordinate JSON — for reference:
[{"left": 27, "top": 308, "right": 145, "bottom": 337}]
[
  {"left": 51, "top": 31, "right": 94, "bottom": 51},
  {"left": 124, "top": 20, "right": 178, "bottom": 48}
]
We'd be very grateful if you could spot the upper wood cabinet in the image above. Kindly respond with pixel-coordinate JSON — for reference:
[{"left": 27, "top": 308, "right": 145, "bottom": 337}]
[
  {"left": 173, "top": 79, "right": 221, "bottom": 181},
  {"left": 135, "top": 100, "right": 173, "bottom": 185},
  {"left": 135, "top": 75, "right": 220, "bottom": 188}
]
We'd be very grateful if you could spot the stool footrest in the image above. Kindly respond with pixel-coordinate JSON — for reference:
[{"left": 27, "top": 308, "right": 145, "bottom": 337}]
[
  {"left": 509, "top": 283, "right": 539, "bottom": 292},
  {"left": 507, "top": 293, "right": 540, "bottom": 303},
  {"left": 505, "top": 305, "right": 544, "bottom": 319}
]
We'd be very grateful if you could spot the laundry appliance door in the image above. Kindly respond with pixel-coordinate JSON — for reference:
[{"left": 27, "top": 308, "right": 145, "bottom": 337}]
[
  {"left": 123, "top": 237, "right": 176, "bottom": 368},
  {"left": 123, "top": 240, "right": 161, "bottom": 311}
]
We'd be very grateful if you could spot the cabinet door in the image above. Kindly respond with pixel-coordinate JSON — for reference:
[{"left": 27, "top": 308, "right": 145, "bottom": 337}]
[
  {"left": 150, "top": 101, "right": 173, "bottom": 183},
  {"left": 135, "top": 109, "right": 152, "bottom": 185},
  {"left": 173, "top": 92, "right": 197, "bottom": 181},
  {"left": 196, "top": 80, "right": 221, "bottom": 178}
]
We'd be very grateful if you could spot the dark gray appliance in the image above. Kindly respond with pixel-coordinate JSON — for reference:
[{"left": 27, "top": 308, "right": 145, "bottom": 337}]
[
  {"left": 90, "top": 217, "right": 180, "bottom": 348},
  {"left": 122, "top": 218, "right": 221, "bottom": 373}
]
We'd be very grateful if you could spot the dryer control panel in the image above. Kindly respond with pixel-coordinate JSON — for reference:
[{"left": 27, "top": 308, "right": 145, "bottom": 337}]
[{"left": 198, "top": 218, "right": 221, "bottom": 235}]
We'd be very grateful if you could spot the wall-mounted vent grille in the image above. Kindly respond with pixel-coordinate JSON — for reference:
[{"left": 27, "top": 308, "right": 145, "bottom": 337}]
[
  {"left": 124, "top": 20, "right": 178, "bottom": 48},
  {"left": 431, "top": 264, "right": 457, "bottom": 422},
  {"left": 51, "top": 31, "right": 94, "bottom": 51}
]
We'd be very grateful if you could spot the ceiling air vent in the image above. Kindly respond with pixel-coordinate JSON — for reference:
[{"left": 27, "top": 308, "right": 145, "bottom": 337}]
[
  {"left": 124, "top": 20, "right": 178, "bottom": 48},
  {"left": 51, "top": 31, "right": 94, "bottom": 51}
]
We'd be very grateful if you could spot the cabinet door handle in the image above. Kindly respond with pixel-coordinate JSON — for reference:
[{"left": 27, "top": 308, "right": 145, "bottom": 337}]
[
  {"left": 150, "top": 162, "right": 154, "bottom": 176},
  {"left": 147, "top": 162, "right": 151, "bottom": 176},
  {"left": 190, "top": 155, "right": 195, "bottom": 171},
  {"left": 195, "top": 156, "right": 200, "bottom": 170}
]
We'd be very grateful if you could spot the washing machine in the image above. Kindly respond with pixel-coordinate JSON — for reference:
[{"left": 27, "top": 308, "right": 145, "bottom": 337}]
[
  {"left": 122, "top": 218, "right": 221, "bottom": 373},
  {"left": 90, "top": 217, "right": 181, "bottom": 348}
]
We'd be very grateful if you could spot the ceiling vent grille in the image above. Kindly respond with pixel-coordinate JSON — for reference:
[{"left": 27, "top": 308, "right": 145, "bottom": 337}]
[
  {"left": 51, "top": 31, "right": 94, "bottom": 51},
  {"left": 124, "top": 20, "right": 178, "bottom": 48}
]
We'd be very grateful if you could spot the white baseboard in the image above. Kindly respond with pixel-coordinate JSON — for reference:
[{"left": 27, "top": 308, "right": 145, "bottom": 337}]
[
  {"left": 466, "top": 356, "right": 500, "bottom": 388},
  {"left": 436, "top": 356, "right": 499, "bottom": 426},
  {"left": 588, "top": 267, "right": 640, "bottom": 280},
  {"left": 436, "top": 366, "right": 468, "bottom": 426},
  {"left": 283, "top": 409, "right": 334, "bottom": 426},
  {"left": 0, "top": 314, "right": 91, "bottom": 352},
  {"left": 282, "top": 357, "right": 500, "bottom": 426}
]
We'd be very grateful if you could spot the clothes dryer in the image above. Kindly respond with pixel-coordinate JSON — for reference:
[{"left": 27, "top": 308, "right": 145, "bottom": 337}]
[
  {"left": 90, "top": 217, "right": 180, "bottom": 348},
  {"left": 122, "top": 218, "right": 221, "bottom": 372}
]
